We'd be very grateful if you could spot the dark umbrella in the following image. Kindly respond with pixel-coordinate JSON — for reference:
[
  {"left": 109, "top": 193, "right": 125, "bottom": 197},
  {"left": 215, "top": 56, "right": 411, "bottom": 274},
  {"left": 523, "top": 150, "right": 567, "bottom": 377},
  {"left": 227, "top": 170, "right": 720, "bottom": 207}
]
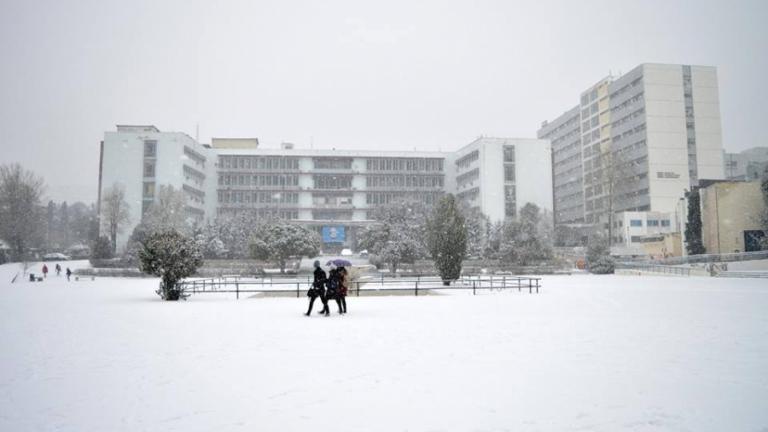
[{"left": 326, "top": 259, "right": 352, "bottom": 267}]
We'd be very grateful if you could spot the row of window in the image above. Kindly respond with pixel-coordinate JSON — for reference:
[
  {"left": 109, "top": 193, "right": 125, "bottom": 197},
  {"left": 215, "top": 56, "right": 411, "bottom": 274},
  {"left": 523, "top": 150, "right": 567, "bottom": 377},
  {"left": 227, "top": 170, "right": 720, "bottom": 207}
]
[
  {"left": 219, "top": 174, "right": 300, "bottom": 187},
  {"left": 365, "top": 192, "right": 442, "bottom": 205},
  {"left": 366, "top": 175, "right": 444, "bottom": 189},
  {"left": 457, "top": 187, "right": 479, "bottom": 202},
  {"left": 218, "top": 190, "right": 300, "bottom": 204},
  {"left": 314, "top": 158, "right": 352, "bottom": 170},
  {"left": 456, "top": 150, "right": 479, "bottom": 170},
  {"left": 314, "top": 175, "right": 353, "bottom": 189},
  {"left": 366, "top": 158, "right": 444, "bottom": 172},
  {"left": 218, "top": 208, "right": 299, "bottom": 220},
  {"left": 456, "top": 168, "right": 479, "bottom": 188},
  {"left": 627, "top": 219, "right": 671, "bottom": 227},
  {"left": 219, "top": 156, "right": 301, "bottom": 171}
]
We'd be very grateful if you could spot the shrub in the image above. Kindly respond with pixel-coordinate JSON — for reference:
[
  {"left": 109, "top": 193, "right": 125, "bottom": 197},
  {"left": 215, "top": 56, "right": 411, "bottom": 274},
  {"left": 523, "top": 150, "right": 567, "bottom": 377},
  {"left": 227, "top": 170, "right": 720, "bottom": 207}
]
[
  {"left": 588, "top": 255, "right": 615, "bottom": 274},
  {"left": 138, "top": 230, "right": 204, "bottom": 301},
  {"left": 91, "top": 236, "right": 114, "bottom": 260}
]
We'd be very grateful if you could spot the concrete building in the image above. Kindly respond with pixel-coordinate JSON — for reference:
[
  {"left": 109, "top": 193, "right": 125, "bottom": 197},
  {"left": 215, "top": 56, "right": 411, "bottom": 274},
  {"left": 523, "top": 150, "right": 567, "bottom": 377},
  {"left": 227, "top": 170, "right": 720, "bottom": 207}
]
[
  {"left": 538, "top": 63, "right": 725, "bottom": 240},
  {"left": 99, "top": 127, "right": 552, "bottom": 251},
  {"left": 612, "top": 210, "right": 678, "bottom": 247},
  {"left": 699, "top": 180, "right": 766, "bottom": 253},
  {"left": 723, "top": 147, "right": 768, "bottom": 181},
  {"left": 452, "top": 137, "right": 553, "bottom": 222}
]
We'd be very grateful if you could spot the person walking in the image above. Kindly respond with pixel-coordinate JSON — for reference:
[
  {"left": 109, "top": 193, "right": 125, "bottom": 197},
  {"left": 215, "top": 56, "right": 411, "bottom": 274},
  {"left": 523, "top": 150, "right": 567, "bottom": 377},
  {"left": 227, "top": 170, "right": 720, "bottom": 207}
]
[
  {"left": 338, "top": 266, "right": 349, "bottom": 314},
  {"left": 323, "top": 266, "right": 344, "bottom": 315},
  {"left": 42, "top": 264, "right": 48, "bottom": 279},
  {"left": 306, "top": 260, "right": 328, "bottom": 316},
  {"left": 55, "top": 263, "right": 61, "bottom": 276},
  {"left": 66, "top": 267, "right": 72, "bottom": 281}
]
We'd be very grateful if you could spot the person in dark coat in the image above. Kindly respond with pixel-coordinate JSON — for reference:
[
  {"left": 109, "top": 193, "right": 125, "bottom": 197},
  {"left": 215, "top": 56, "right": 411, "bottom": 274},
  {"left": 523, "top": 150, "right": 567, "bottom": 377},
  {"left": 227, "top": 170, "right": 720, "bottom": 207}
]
[
  {"left": 306, "top": 260, "right": 328, "bottom": 316},
  {"left": 66, "top": 267, "right": 72, "bottom": 281},
  {"left": 323, "top": 266, "right": 344, "bottom": 315},
  {"left": 42, "top": 264, "right": 48, "bottom": 279},
  {"left": 55, "top": 263, "right": 61, "bottom": 276},
  {"left": 338, "top": 266, "right": 348, "bottom": 314}
]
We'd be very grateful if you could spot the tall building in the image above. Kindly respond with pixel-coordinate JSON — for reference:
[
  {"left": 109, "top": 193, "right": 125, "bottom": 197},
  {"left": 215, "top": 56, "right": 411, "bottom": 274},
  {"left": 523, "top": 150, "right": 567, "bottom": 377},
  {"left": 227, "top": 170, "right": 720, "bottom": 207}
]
[
  {"left": 538, "top": 63, "right": 725, "bottom": 242},
  {"left": 723, "top": 147, "right": 768, "bottom": 181},
  {"left": 99, "top": 127, "right": 552, "bottom": 251}
]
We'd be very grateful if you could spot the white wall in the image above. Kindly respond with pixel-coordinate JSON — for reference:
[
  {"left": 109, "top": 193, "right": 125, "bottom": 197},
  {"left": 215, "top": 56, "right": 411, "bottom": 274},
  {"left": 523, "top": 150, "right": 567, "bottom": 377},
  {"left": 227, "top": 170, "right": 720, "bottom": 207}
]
[
  {"left": 691, "top": 66, "right": 725, "bottom": 181},
  {"left": 643, "top": 64, "right": 692, "bottom": 214}
]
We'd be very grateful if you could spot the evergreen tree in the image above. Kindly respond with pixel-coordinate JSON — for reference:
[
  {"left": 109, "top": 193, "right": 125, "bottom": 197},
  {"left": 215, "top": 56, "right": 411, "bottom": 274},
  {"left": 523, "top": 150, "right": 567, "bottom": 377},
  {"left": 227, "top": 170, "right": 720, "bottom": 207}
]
[
  {"left": 684, "top": 187, "right": 706, "bottom": 255},
  {"left": 586, "top": 234, "right": 614, "bottom": 274},
  {"left": 91, "top": 236, "right": 114, "bottom": 260},
  {"left": 426, "top": 194, "right": 467, "bottom": 285},
  {"left": 249, "top": 222, "right": 320, "bottom": 273},
  {"left": 60, "top": 201, "right": 70, "bottom": 247},
  {"left": 139, "top": 230, "right": 204, "bottom": 301}
]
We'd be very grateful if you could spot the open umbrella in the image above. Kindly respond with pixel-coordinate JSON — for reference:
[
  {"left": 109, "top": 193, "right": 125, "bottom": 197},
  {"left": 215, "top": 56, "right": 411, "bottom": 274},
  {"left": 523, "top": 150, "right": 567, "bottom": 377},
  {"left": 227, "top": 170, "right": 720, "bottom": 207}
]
[{"left": 326, "top": 259, "right": 352, "bottom": 267}]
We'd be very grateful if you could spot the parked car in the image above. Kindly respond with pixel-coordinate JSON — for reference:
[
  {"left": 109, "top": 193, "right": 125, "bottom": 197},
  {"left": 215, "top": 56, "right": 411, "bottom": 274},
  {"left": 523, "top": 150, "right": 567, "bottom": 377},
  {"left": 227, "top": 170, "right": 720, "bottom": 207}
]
[
  {"left": 42, "top": 252, "right": 70, "bottom": 261},
  {"left": 340, "top": 248, "right": 353, "bottom": 256},
  {"left": 359, "top": 249, "right": 369, "bottom": 257}
]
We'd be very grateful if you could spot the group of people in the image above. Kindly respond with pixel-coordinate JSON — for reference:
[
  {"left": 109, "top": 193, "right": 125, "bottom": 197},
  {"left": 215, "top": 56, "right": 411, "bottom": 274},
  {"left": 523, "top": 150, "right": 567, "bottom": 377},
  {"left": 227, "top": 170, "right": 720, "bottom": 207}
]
[
  {"left": 41, "top": 263, "right": 73, "bottom": 281},
  {"left": 306, "top": 260, "right": 349, "bottom": 316}
]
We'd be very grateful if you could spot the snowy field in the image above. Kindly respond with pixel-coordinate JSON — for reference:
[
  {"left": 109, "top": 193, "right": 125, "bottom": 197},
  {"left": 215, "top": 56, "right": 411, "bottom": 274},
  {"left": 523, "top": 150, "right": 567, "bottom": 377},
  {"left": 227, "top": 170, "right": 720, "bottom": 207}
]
[{"left": 1, "top": 263, "right": 767, "bottom": 431}]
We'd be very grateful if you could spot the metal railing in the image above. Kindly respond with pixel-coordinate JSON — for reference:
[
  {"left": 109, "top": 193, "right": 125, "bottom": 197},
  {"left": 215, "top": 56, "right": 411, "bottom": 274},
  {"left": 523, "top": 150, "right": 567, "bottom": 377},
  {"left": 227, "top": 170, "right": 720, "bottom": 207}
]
[
  {"left": 179, "top": 275, "right": 541, "bottom": 299},
  {"left": 615, "top": 263, "right": 692, "bottom": 276},
  {"left": 654, "top": 250, "right": 768, "bottom": 266}
]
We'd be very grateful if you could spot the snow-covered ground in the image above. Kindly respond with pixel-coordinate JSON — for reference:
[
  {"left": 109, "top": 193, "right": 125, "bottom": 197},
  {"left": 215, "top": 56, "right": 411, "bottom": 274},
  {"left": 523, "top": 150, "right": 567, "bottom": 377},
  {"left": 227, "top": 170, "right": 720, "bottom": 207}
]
[{"left": 1, "top": 264, "right": 767, "bottom": 431}]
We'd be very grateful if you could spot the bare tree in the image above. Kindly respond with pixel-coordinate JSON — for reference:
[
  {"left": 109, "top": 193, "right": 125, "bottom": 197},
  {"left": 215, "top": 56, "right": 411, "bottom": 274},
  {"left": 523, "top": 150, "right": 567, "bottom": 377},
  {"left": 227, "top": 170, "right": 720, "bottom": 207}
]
[
  {"left": 0, "top": 164, "right": 46, "bottom": 260},
  {"left": 101, "top": 183, "right": 131, "bottom": 254},
  {"left": 595, "top": 149, "right": 633, "bottom": 245},
  {"left": 142, "top": 185, "right": 189, "bottom": 233}
]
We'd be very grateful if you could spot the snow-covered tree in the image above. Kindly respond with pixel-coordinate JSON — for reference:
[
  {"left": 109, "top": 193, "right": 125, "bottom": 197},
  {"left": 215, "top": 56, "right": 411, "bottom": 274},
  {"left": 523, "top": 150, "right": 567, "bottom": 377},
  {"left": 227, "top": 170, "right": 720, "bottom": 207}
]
[
  {"left": 684, "top": 187, "right": 706, "bottom": 255},
  {"left": 91, "top": 236, "right": 114, "bottom": 260},
  {"left": 192, "top": 223, "right": 227, "bottom": 259},
  {"left": 426, "top": 194, "right": 467, "bottom": 284},
  {"left": 514, "top": 203, "right": 553, "bottom": 265},
  {"left": 761, "top": 165, "right": 768, "bottom": 249},
  {"left": 0, "top": 163, "right": 46, "bottom": 260},
  {"left": 101, "top": 182, "right": 130, "bottom": 254},
  {"left": 139, "top": 230, "right": 204, "bottom": 301},
  {"left": 586, "top": 234, "right": 614, "bottom": 274},
  {"left": 461, "top": 206, "right": 490, "bottom": 259},
  {"left": 249, "top": 222, "right": 320, "bottom": 273}
]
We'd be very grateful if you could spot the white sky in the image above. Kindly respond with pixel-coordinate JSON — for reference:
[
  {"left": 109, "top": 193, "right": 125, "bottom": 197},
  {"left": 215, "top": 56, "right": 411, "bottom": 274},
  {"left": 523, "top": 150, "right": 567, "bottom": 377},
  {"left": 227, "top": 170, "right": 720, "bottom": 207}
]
[{"left": 1, "top": 0, "right": 766, "bottom": 203}]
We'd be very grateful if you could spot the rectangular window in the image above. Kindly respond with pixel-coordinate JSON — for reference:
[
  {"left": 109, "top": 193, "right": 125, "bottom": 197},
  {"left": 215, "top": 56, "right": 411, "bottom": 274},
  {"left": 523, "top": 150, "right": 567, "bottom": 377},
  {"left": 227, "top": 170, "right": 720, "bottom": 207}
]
[
  {"left": 143, "top": 182, "right": 155, "bottom": 198},
  {"left": 143, "top": 161, "right": 155, "bottom": 177},
  {"left": 647, "top": 220, "right": 659, "bottom": 227},
  {"left": 504, "top": 165, "right": 515, "bottom": 182},
  {"left": 144, "top": 140, "right": 157, "bottom": 157},
  {"left": 503, "top": 146, "right": 515, "bottom": 163},
  {"left": 630, "top": 219, "right": 642, "bottom": 227},
  {"left": 661, "top": 220, "right": 671, "bottom": 227}
]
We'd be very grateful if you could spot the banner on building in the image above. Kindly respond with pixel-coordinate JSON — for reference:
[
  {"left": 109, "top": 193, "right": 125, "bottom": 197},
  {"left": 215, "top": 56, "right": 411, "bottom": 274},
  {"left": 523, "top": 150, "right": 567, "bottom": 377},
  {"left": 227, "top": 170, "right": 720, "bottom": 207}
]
[{"left": 322, "top": 226, "right": 345, "bottom": 243}]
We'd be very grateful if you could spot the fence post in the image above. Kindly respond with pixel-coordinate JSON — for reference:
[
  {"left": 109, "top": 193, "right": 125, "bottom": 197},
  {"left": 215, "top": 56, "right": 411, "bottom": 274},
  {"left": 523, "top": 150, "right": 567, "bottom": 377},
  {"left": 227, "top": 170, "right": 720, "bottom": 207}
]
[
  {"left": 502, "top": 276, "right": 506, "bottom": 290},
  {"left": 535, "top": 279, "right": 539, "bottom": 293},
  {"left": 296, "top": 282, "right": 300, "bottom": 298},
  {"left": 473, "top": 280, "right": 476, "bottom": 295},
  {"left": 236, "top": 281, "right": 239, "bottom": 300},
  {"left": 528, "top": 278, "right": 532, "bottom": 294},
  {"left": 356, "top": 281, "right": 360, "bottom": 296},
  {"left": 415, "top": 281, "right": 419, "bottom": 296}
]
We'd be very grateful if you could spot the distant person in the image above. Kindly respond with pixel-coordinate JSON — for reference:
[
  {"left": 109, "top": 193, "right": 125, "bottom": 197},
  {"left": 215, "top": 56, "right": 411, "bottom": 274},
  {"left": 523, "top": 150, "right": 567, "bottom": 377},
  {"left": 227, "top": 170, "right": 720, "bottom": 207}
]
[
  {"left": 42, "top": 264, "right": 48, "bottom": 279},
  {"left": 338, "top": 266, "right": 349, "bottom": 314},
  {"left": 66, "top": 267, "right": 72, "bottom": 281},
  {"left": 55, "top": 263, "right": 61, "bottom": 276},
  {"left": 306, "top": 261, "right": 328, "bottom": 316}
]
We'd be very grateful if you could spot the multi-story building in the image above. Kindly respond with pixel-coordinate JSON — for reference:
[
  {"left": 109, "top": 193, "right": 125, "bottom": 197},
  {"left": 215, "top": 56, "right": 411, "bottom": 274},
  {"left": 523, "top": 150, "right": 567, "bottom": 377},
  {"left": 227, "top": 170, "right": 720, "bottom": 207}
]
[
  {"left": 612, "top": 211, "right": 678, "bottom": 247},
  {"left": 538, "top": 63, "right": 725, "bottom": 241},
  {"left": 723, "top": 147, "right": 768, "bottom": 181},
  {"left": 99, "top": 127, "right": 552, "bottom": 251},
  {"left": 452, "top": 137, "right": 553, "bottom": 222}
]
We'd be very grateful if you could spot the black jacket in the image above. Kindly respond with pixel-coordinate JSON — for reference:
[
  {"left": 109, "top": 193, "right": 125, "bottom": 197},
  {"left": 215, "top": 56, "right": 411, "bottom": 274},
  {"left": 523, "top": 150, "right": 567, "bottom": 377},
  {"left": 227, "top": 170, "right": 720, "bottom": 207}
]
[{"left": 313, "top": 267, "right": 327, "bottom": 290}]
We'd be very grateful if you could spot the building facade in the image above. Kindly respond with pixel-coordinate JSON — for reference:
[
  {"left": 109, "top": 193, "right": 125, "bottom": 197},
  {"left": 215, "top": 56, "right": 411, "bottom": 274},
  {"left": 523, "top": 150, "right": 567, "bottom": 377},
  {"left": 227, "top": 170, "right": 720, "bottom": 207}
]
[
  {"left": 723, "top": 147, "right": 768, "bottom": 181},
  {"left": 699, "top": 180, "right": 766, "bottom": 253},
  {"left": 538, "top": 63, "right": 725, "bottom": 240},
  {"left": 99, "top": 127, "right": 552, "bottom": 251}
]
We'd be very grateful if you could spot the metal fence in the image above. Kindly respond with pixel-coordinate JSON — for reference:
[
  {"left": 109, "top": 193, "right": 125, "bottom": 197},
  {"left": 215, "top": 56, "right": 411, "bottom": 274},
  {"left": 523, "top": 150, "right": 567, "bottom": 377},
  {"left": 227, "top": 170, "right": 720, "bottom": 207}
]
[
  {"left": 653, "top": 250, "right": 768, "bottom": 266},
  {"left": 180, "top": 275, "right": 541, "bottom": 299},
  {"left": 615, "top": 263, "right": 693, "bottom": 276}
]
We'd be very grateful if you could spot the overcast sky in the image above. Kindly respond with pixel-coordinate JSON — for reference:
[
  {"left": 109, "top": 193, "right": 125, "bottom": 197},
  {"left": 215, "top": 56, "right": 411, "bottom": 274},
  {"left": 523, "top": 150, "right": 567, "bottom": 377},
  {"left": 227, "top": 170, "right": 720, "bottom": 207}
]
[{"left": 1, "top": 0, "right": 766, "bottom": 204}]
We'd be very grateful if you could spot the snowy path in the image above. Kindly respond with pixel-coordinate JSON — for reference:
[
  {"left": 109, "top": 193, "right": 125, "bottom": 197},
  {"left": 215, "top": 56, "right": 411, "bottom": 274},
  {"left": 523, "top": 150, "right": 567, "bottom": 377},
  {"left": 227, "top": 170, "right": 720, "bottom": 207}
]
[{"left": 1, "top": 269, "right": 767, "bottom": 431}]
